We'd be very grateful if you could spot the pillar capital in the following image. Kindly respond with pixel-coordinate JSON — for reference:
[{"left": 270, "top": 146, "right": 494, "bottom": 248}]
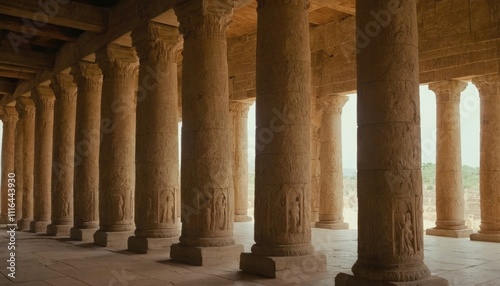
[
  {"left": 132, "top": 22, "right": 183, "bottom": 63},
  {"left": 50, "top": 74, "right": 77, "bottom": 101},
  {"left": 472, "top": 74, "right": 500, "bottom": 96},
  {"left": 257, "top": 0, "right": 310, "bottom": 10},
  {"left": 0, "top": 106, "right": 19, "bottom": 125},
  {"left": 70, "top": 61, "right": 103, "bottom": 91},
  {"left": 229, "top": 101, "right": 252, "bottom": 116},
  {"left": 16, "top": 97, "right": 35, "bottom": 120},
  {"left": 174, "top": 0, "right": 233, "bottom": 39},
  {"left": 318, "top": 95, "right": 349, "bottom": 114},
  {"left": 32, "top": 86, "right": 55, "bottom": 111},
  {"left": 95, "top": 44, "right": 138, "bottom": 79},
  {"left": 428, "top": 80, "right": 467, "bottom": 102}
]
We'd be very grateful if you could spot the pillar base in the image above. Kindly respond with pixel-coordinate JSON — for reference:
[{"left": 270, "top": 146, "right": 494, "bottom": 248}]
[
  {"left": 47, "top": 224, "right": 72, "bottom": 236},
  {"left": 315, "top": 221, "right": 349, "bottom": 230},
  {"left": 128, "top": 236, "right": 179, "bottom": 254},
  {"left": 240, "top": 252, "right": 327, "bottom": 279},
  {"left": 470, "top": 232, "right": 500, "bottom": 243},
  {"left": 335, "top": 273, "right": 449, "bottom": 286},
  {"left": 170, "top": 243, "right": 244, "bottom": 266},
  {"left": 70, "top": 228, "right": 97, "bottom": 242},
  {"left": 235, "top": 215, "right": 253, "bottom": 222},
  {"left": 311, "top": 211, "right": 319, "bottom": 223},
  {"left": 17, "top": 219, "right": 32, "bottom": 231},
  {"left": 94, "top": 230, "right": 133, "bottom": 249},
  {"left": 426, "top": 227, "right": 473, "bottom": 238},
  {"left": 29, "top": 220, "right": 50, "bottom": 233}
]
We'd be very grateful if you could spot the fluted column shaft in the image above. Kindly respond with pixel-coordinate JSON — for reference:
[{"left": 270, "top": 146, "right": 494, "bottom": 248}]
[
  {"left": 70, "top": 61, "right": 102, "bottom": 241},
  {"left": 30, "top": 87, "right": 55, "bottom": 233},
  {"left": 316, "top": 95, "right": 349, "bottom": 230},
  {"left": 471, "top": 74, "right": 500, "bottom": 243},
  {"left": 17, "top": 97, "right": 35, "bottom": 231},
  {"left": 230, "top": 101, "right": 253, "bottom": 222},
  {"left": 14, "top": 107, "right": 24, "bottom": 222},
  {"left": 94, "top": 44, "right": 138, "bottom": 247},
  {"left": 0, "top": 107, "right": 18, "bottom": 224}
]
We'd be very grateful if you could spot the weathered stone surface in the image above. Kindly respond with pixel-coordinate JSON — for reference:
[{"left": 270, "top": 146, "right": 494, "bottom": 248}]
[
  {"left": 14, "top": 105, "right": 24, "bottom": 223},
  {"left": 310, "top": 92, "right": 321, "bottom": 223},
  {"left": 0, "top": 106, "right": 18, "bottom": 224},
  {"left": 171, "top": 243, "right": 244, "bottom": 266},
  {"left": 30, "top": 86, "right": 55, "bottom": 234}
]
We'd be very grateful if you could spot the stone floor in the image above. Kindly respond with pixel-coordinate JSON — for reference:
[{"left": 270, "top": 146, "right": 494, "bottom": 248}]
[{"left": 0, "top": 222, "right": 499, "bottom": 286}]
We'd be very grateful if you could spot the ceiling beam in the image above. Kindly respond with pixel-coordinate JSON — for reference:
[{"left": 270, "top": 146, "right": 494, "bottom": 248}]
[
  {"left": 312, "top": 0, "right": 355, "bottom": 15},
  {"left": 0, "top": 69, "right": 34, "bottom": 80},
  {"left": 0, "top": 15, "right": 80, "bottom": 42},
  {"left": 0, "top": 47, "right": 55, "bottom": 69},
  {"left": 0, "top": 0, "right": 107, "bottom": 32}
]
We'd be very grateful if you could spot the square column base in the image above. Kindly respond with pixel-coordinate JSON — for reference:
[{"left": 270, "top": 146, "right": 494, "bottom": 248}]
[
  {"left": 470, "top": 232, "right": 500, "bottom": 243},
  {"left": 335, "top": 273, "right": 449, "bottom": 286},
  {"left": 29, "top": 221, "right": 50, "bottom": 233},
  {"left": 170, "top": 243, "right": 244, "bottom": 266},
  {"left": 18, "top": 219, "right": 32, "bottom": 231},
  {"left": 47, "top": 224, "right": 72, "bottom": 236},
  {"left": 94, "top": 230, "right": 133, "bottom": 249},
  {"left": 128, "top": 236, "right": 179, "bottom": 254},
  {"left": 240, "top": 252, "right": 327, "bottom": 279},
  {"left": 70, "top": 228, "right": 97, "bottom": 242},
  {"left": 426, "top": 228, "right": 473, "bottom": 238},
  {"left": 315, "top": 221, "right": 349, "bottom": 230},
  {"left": 235, "top": 215, "right": 253, "bottom": 222}
]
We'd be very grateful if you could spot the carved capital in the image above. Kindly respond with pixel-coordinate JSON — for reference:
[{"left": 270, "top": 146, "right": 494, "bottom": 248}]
[
  {"left": 229, "top": 101, "right": 253, "bottom": 117},
  {"left": 16, "top": 96, "right": 36, "bottom": 120},
  {"left": 50, "top": 73, "right": 77, "bottom": 101},
  {"left": 132, "top": 22, "right": 183, "bottom": 63},
  {"left": 174, "top": 0, "right": 233, "bottom": 39},
  {"left": 257, "top": 0, "right": 310, "bottom": 10},
  {"left": 32, "top": 86, "right": 56, "bottom": 111},
  {"left": 472, "top": 74, "right": 500, "bottom": 97},
  {"left": 96, "top": 44, "right": 139, "bottom": 80},
  {"left": 428, "top": 80, "right": 467, "bottom": 102},
  {"left": 0, "top": 106, "right": 19, "bottom": 125},
  {"left": 70, "top": 61, "right": 103, "bottom": 91},
  {"left": 318, "top": 95, "right": 349, "bottom": 115}
]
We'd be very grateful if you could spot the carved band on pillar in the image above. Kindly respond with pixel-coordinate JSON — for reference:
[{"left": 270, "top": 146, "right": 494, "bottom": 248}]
[
  {"left": 94, "top": 44, "right": 138, "bottom": 248},
  {"left": 315, "top": 95, "right": 349, "bottom": 230},
  {"left": 70, "top": 61, "right": 102, "bottom": 241},
  {"left": 426, "top": 80, "right": 472, "bottom": 238},
  {"left": 46, "top": 74, "right": 77, "bottom": 236},
  {"left": 0, "top": 106, "right": 18, "bottom": 224},
  {"left": 171, "top": 0, "right": 243, "bottom": 266},
  {"left": 128, "top": 21, "right": 182, "bottom": 253},
  {"left": 471, "top": 74, "right": 500, "bottom": 243},
  {"left": 30, "top": 86, "right": 55, "bottom": 233},
  {"left": 230, "top": 101, "right": 253, "bottom": 222},
  {"left": 14, "top": 104, "right": 24, "bottom": 223},
  {"left": 240, "top": 0, "right": 327, "bottom": 279},
  {"left": 17, "top": 97, "right": 35, "bottom": 231}
]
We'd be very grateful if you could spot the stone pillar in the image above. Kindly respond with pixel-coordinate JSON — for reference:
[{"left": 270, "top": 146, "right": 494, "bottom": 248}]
[
  {"left": 240, "top": 0, "right": 327, "bottom": 279},
  {"left": 30, "top": 86, "right": 55, "bottom": 233},
  {"left": 46, "top": 74, "right": 77, "bottom": 236},
  {"left": 336, "top": 0, "right": 447, "bottom": 284},
  {"left": 426, "top": 80, "right": 472, "bottom": 238},
  {"left": 94, "top": 44, "right": 138, "bottom": 248},
  {"left": 69, "top": 61, "right": 102, "bottom": 242},
  {"left": 127, "top": 22, "right": 182, "bottom": 253},
  {"left": 310, "top": 91, "right": 321, "bottom": 223},
  {"left": 315, "top": 95, "right": 349, "bottom": 230},
  {"left": 0, "top": 106, "right": 18, "bottom": 224},
  {"left": 170, "top": 0, "right": 243, "bottom": 266},
  {"left": 14, "top": 104, "right": 24, "bottom": 223},
  {"left": 230, "top": 101, "right": 253, "bottom": 222},
  {"left": 17, "top": 97, "right": 35, "bottom": 231},
  {"left": 471, "top": 74, "right": 500, "bottom": 243}
]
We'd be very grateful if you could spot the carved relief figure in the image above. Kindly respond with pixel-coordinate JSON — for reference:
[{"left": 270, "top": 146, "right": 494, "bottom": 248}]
[
  {"left": 215, "top": 193, "right": 227, "bottom": 230},
  {"left": 400, "top": 211, "right": 415, "bottom": 256},
  {"left": 61, "top": 197, "right": 70, "bottom": 217},
  {"left": 145, "top": 195, "right": 153, "bottom": 223},
  {"left": 160, "top": 191, "right": 168, "bottom": 223},
  {"left": 114, "top": 194, "right": 124, "bottom": 221},
  {"left": 289, "top": 194, "right": 301, "bottom": 233}
]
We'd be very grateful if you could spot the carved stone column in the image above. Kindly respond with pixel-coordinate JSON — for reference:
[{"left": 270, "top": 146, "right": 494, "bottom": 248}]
[
  {"left": 94, "top": 44, "right": 138, "bottom": 248},
  {"left": 315, "top": 95, "right": 349, "bottom": 230},
  {"left": 30, "top": 86, "right": 55, "bottom": 233},
  {"left": 17, "top": 97, "right": 35, "bottom": 231},
  {"left": 336, "top": 0, "right": 447, "bottom": 284},
  {"left": 240, "top": 0, "right": 327, "bottom": 279},
  {"left": 310, "top": 91, "right": 321, "bottom": 223},
  {"left": 471, "top": 74, "right": 500, "bottom": 243},
  {"left": 69, "top": 61, "right": 102, "bottom": 242},
  {"left": 127, "top": 22, "right": 182, "bottom": 253},
  {"left": 0, "top": 106, "right": 18, "bottom": 224},
  {"left": 170, "top": 0, "right": 243, "bottom": 266},
  {"left": 230, "top": 101, "right": 253, "bottom": 222},
  {"left": 426, "top": 80, "right": 472, "bottom": 238},
  {"left": 14, "top": 104, "right": 24, "bottom": 223},
  {"left": 45, "top": 74, "right": 77, "bottom": 236}
]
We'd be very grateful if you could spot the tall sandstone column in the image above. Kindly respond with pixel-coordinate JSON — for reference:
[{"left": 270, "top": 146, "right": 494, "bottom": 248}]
[
  {"left": 336, "top": 0, "right": 448, "bottom": 284},
  {"left": 94, "top": 44, "right": 138, "bottom": 248},
  {"left": 30, "top": 87, "right": 55, "bottom": 233},
  {"left": 128, "top": 22, "right": 182, "bottom": 253},
  {"left": 315, "top": 95, "right": 349, "bottom": 230},
  {"left": 70, "top": 61, "right": 102, "bottom": 241},
  {"left": 14, "top": 105, "right": 24, "bottom": 222},
  {"left": 310, "top": 91, "right": 321, "bottom": 223},
  {"left": 0, "top": 106, "right": 18, "bottom": 224},
  {"left": 240, "top": 0, "right": 327, "bottom": 279},
  {"left": 171, "top": 0, "right": 243, "bottom": 266},
  {"left": 230, "top": 101, "right": 253, "bottom": 222},
  {"left": 46, "top": 74, "right": 77, "bottom": 236},
  {"left": 471, "top": 74, "right": 500, "bottom": 243},
  {"left": 426, "top": 80, "right": 472, "bottom": 238},
  {"left": 17, "top": 97, "right": 35, "bottom": 231}
]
